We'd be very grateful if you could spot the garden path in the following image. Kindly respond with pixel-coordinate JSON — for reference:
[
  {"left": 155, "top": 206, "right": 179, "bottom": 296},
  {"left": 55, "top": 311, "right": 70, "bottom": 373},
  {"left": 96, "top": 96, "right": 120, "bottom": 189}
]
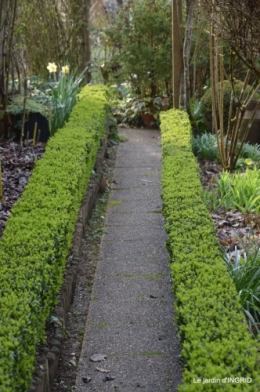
[{"left": 74, "top": 127, "right": 182, "bottom": 391}]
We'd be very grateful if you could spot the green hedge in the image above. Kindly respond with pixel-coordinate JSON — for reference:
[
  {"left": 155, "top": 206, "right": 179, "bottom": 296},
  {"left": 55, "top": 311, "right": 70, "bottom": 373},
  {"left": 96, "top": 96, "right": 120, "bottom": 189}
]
[
  {"left": 160, "top": 109, "right": 260, "bottom": 391},
  {"left": 0, "top": 85, "right": 108, "bottom": 391}
]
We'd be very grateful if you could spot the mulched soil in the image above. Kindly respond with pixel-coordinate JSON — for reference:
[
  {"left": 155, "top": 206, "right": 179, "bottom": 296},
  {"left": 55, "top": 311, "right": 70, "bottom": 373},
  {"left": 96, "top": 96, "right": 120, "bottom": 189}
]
[{"left": 0, "top": 140, "right": 45, "bottom": 237}]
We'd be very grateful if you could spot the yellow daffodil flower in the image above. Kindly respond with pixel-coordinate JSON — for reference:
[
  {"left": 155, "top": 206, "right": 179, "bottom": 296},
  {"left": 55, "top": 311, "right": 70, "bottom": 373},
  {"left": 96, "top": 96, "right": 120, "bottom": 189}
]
[
  {"left": 244, "top": 158, "right": 253, "bottom": 166},
  {"left": 61, "top": 65, "right": 69, "bottom": 74},
  {"left": 47, "top": 62, "right": 57, "bottom": 73}
]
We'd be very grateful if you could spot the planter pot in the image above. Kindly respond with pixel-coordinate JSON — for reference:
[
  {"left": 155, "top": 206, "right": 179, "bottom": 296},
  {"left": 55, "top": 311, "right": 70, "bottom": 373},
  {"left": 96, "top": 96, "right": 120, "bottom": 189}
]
[
  {"left": 10, "top": 112, "right": 50, "bottom": 143},
  {"left": 141, "top": 111, "right": 157, "bottom": 128},
  {"left": 24, "top": 112, "right": 50, "bottom": 142},
  {"left": 161, "top": 98, "right": 170, "bottom": 111},
  {"left": 240, "top": 100, "right": 260, "bottom": 145}
]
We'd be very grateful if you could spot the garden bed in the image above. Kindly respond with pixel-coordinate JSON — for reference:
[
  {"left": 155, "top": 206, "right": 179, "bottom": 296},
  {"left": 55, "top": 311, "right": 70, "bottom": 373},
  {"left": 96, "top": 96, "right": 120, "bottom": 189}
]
[
  {"left": 0, "top": 141, "right": 45, "bottom": 238},
  {"left": 199, "top": 158, "right": 260, "bottom": 256}
]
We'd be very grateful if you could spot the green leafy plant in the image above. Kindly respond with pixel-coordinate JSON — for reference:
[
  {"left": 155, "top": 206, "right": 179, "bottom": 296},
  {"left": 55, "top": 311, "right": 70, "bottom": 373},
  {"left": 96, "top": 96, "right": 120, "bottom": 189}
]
[
  {"left": 223, "top": 235, "right": 260, "bottom": 336},
  {"left": 47, "top": 65, "right": 88, "bottom": 134},
  {"left": 190, "top": 97, "right": 207, "bottom": 133},
  {"left": 103, "top": 0, "right": 172, "bottom": 98},
  {"left": 193, "top": 131, "right": 260, "bottom": 166},
  {"left": 192, "top": 132, "right": 219, "bottom": 161},
  {"left": 111, "top": 96, "right": 169, "bottom": 126},
  {"left": 240, "top": 142, "right": 260, "bottom": 161},
  {"left": 111, "top": 97, "right": 143, "bottom": 125},
  {"left": 208, "top": 166, "right": 260, "bottom": 214},
  {"left": 5, "top": 96, "right": 52, "bottom": 129}
]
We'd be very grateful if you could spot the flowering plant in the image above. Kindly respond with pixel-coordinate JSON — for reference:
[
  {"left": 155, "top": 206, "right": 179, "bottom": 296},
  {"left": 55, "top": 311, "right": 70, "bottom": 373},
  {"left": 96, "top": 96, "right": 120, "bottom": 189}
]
[{"left": 44, "top": 62, "right": 87, "bottom": 134}]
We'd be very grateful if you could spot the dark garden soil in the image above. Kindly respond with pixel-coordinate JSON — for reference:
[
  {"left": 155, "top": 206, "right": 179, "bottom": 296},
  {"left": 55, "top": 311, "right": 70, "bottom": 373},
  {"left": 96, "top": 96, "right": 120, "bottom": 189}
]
[{"left": 0, "top": 140, "right": 46, "bottom": 237}]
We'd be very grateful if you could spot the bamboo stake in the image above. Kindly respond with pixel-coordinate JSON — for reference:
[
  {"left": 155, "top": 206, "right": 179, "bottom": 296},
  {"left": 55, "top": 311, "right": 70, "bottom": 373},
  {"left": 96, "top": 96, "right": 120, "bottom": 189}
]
[
  {"left": 33, "top": 122, "right": 38, "bottom": 145},
  {"left": 0, "top": 161, "right": 4, "bottom": 203},
  {"left": 37, "top": 129, "right": 41, "bottom": 143}
]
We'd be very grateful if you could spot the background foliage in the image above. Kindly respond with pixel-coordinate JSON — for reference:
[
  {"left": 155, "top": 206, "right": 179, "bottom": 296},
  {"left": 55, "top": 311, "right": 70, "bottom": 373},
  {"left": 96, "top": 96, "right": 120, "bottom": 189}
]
[{"left": 102, "top": 0, "right": 172, "bottom": 98}]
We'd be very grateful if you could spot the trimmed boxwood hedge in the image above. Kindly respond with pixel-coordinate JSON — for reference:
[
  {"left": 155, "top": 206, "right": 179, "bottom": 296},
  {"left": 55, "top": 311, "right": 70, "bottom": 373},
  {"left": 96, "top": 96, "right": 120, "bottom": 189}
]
[
  {"left": 0, "top": 85, "right": 108, "bottom": 391},
  {"left": 160, "top": 109, "right": 260, "bottom": 391}
]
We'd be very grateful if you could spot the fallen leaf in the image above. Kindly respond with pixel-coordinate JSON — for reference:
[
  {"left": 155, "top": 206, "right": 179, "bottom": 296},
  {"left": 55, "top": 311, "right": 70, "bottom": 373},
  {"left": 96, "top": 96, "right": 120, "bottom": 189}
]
[
  {"left": 95, "top": 367, "right": 110, "bottom": 373},
  {"left": 141, "top": 179, "right": 153, "bottom": 183},
  {"left": 90, "top": 353, "right": 107, "bottom": 362}
]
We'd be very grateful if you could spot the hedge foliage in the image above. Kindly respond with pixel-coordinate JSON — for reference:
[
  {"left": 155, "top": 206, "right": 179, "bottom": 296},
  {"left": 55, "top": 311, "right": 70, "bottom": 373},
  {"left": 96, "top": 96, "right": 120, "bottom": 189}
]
[
  {"left": 0, "top": 85, "right": 108, "bottom": 391},
  {"left": 160, "top": 109, "right": 260, "bottom": 391}
]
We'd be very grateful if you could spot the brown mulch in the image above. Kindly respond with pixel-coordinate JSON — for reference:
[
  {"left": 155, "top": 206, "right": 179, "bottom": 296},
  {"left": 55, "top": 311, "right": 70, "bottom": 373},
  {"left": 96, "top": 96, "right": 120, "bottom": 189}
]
[{"left": 0, "top": 140, "right": 45, "bottom": 237}]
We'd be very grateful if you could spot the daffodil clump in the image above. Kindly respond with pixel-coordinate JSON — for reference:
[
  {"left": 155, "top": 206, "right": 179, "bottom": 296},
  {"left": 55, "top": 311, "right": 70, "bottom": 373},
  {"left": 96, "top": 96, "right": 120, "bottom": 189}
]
[
  {"left": 47, "top": 62, "right": 69, "bottom": 75},
  {"left": 45, "top": 62, "right": 87, "bottom": 134}
]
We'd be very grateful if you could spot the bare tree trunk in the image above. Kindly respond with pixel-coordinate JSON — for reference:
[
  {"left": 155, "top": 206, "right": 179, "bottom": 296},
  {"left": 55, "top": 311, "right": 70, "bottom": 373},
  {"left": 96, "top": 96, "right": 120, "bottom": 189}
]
[
  {"left": 0, "top": 0, "right": 7, "bottom": 106},
  {"left": 183, "top": 0, "right": 196, "bottom": 112},
  {"left": 172, "top": 0, "right": 183, "bottom": 108}
]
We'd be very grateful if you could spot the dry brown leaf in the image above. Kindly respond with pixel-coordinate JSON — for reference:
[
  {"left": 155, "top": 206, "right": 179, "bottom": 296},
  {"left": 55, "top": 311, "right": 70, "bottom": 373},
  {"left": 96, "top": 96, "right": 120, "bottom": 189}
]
[{"left": 95, "top": 367, "right": 110, "bottom": 373}]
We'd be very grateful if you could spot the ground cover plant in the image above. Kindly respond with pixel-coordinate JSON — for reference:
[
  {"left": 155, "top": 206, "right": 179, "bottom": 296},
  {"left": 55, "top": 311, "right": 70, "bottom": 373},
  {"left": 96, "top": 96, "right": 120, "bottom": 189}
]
[
  {"left": 0, "top": 85, "right": 108, "bottom": 391},
  {"left": 160, "top": 108, "right": 260, "bottom": 391}
]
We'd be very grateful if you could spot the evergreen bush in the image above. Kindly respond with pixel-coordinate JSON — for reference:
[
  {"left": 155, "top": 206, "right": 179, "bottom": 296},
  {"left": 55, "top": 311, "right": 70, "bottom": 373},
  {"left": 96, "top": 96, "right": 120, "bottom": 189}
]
[
  {"left": 0, "top": 85, "right": 108, "bottom": 391},
  {"left": 160, "top": 109, "right": 260, "bottom": 391}
]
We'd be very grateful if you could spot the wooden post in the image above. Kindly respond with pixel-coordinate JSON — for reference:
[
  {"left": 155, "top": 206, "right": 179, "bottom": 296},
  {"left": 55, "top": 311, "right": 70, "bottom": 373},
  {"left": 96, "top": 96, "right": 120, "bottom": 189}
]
[
  {"left": 0, "top": 160, "right": 4, "bottom": 203},
  {"left": 33, "top": 122, "right": 38, "bottom": 145}
]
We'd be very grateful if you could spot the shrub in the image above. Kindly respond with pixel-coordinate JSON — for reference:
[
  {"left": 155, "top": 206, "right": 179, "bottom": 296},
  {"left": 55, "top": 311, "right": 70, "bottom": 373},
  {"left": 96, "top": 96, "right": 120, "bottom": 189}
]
[
  {"left": 200, "top": 80, "right": 259, "bottom": 132},
  {"left": 0, "top": 85, "right": 108, "bottom": 391},
  {"left": 160, "top": 109, "right": 260, "bottom": 391},
  {"left": 103, "top": 0, "right": 172, "bottom": 97}
]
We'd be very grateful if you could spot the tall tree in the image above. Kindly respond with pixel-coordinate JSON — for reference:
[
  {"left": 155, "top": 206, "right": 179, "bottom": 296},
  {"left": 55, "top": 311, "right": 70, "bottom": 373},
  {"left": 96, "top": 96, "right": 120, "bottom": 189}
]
[
  {"left": 172, "top": 0, "right": 182, "bottom": 108},
  {"left": 172, "top": 0, "right": 197, "bottom": 110},
  {"left": 0, "top": 0, "right": 17, "bottom": 107}
]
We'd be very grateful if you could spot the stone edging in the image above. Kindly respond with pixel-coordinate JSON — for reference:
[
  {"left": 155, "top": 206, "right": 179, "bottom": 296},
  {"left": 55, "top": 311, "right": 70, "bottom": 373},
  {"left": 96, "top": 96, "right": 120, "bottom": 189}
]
[{"left": 28, "top": 120, "right": 109, "bottom": 392}]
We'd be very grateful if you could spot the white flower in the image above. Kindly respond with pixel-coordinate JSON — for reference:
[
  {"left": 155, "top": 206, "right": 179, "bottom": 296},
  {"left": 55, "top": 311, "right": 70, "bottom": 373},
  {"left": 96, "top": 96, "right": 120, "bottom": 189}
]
[{"left": 47, "top": 62, "right": 57, "bottom": 73}]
